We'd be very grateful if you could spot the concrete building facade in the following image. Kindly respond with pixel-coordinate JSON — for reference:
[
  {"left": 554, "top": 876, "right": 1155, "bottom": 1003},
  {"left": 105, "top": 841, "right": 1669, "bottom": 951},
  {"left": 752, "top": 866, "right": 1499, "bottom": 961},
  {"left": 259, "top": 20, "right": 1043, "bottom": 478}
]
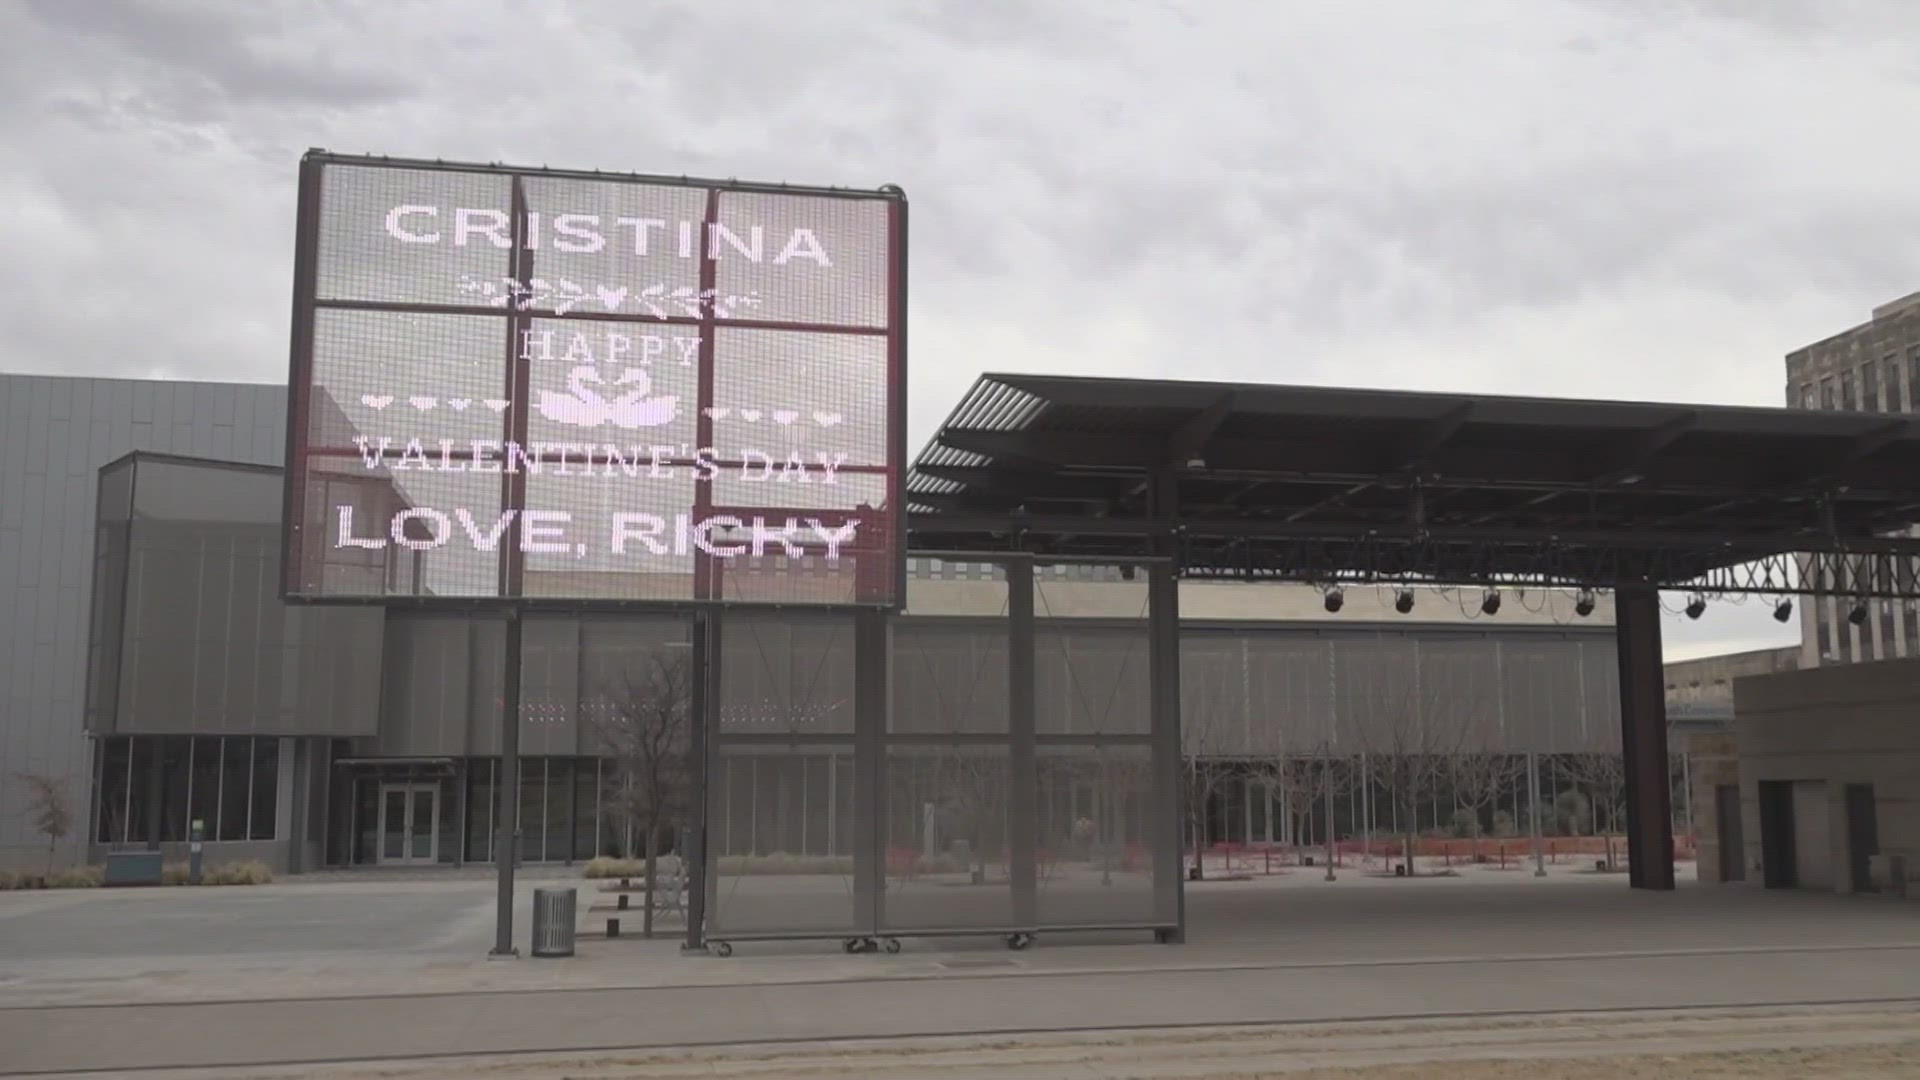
[
  {"left": 0, "top": 375, "right": 285, "bottom": 869},
  {"left": 1785, "top": 290, "right": 1920, "bottom": 668},
  {"left": 3, "top": 372, "right": 1631, "bottom": 873},
  {"left": 1693, "top": 656, "right": 1920, "bottom": 898}
]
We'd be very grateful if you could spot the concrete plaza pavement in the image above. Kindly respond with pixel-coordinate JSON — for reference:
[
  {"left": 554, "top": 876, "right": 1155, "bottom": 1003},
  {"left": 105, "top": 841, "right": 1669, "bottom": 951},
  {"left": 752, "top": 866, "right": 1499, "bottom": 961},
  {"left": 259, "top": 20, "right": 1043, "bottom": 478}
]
[{"left": 2, "top": 869, "right": 1918, "bottom": 1075}]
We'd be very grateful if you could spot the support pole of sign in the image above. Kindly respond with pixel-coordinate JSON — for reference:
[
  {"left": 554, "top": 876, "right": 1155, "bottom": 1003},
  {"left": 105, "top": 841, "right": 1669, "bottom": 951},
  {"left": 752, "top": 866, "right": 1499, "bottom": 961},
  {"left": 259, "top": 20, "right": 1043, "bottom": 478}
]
[
  {"left": 684, "top": 611, "right": 714, "bottom": 953},
  {"left": 491, "top": 174, "right": 532, "bottom": 958},
  {"left": 492, "top": 608, "right": 523, "bottom": 957}
]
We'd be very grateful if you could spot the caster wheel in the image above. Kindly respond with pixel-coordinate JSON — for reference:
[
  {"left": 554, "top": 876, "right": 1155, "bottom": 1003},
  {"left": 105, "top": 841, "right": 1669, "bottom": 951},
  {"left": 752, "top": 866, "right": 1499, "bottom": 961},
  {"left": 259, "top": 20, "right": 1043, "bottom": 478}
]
[
  {"left": 714, "top": 942, "right": 733, "bottom": 958},
  {"left": 883, "top": 938, "right": 902, "bottom": 954},
  {"left": 862, "top": 937, "right": 881, "bottom": 954},
  {"left": 1006, "top": 933, "right": 1032, "bottom": 951},
  {"left": 842, "top": 938, "right": 861, "bottom": 955}
]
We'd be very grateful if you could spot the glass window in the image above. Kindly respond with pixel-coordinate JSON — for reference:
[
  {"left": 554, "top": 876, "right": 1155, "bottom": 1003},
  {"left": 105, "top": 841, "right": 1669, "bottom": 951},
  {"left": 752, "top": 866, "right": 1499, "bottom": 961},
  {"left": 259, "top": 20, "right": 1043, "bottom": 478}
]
[
  {"left": 1908, "top": 347, "right": 1920, "bottom": 411},
  {"left": 95, "top": 738, "right": 133, "bottom": 844},
  {"left": 220, "top": 737, "right": 253, "bottom": 841},
  {"left": 249, "top": 738, "right": 279, "bottom": 840},
  {"left": 1842, "top": 370, "right": 1859, "bottom": 410},
  {"left": 188, "top": 737, "right": 221, "bottom": 840},
  {"left": 519, "top": 757, "right": 548, "bottom": 862},
  {"left": 157, "top": 737, "right": 192, "bottom": 843},
  {"left": 465, "top": 758, "right": 496, "bottom": 863},
  {"left": 1821, "top": 376, "right": 1838, "bottom": 410},
  {"left": 1799, "top": 383, "right": 1817, "bottom": 410},
  {"left": 1865, "top": 365, "right": 1883, "bottom": 411}
]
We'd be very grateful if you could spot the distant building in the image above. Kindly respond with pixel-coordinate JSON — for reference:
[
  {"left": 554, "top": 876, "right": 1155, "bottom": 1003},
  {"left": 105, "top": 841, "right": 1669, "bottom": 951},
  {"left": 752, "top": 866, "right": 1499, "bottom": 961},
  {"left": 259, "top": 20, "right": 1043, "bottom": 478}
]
[
  {"left": 1663, "top": 646, "right": 1802, "bottom": 735},
  {"left": 1785, "top": 292, "right": 1920, "bottom": 667}
]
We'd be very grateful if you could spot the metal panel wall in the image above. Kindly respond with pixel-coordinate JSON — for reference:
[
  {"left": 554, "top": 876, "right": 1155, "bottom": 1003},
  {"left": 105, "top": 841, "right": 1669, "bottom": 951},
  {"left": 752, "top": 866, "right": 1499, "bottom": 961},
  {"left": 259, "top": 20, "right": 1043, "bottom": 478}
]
[
  {"left": 0, "top": 376, "right": 285, "bottom": 868},
  {"left": 111, "top": 457, "right": 383, "bottom": 738}
]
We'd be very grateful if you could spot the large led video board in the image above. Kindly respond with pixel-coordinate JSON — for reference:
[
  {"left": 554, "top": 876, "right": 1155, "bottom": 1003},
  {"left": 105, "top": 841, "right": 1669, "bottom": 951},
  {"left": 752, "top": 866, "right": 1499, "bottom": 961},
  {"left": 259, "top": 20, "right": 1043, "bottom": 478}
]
[{"left": 282, "top": 153, "right": 905, "bottom": 607}]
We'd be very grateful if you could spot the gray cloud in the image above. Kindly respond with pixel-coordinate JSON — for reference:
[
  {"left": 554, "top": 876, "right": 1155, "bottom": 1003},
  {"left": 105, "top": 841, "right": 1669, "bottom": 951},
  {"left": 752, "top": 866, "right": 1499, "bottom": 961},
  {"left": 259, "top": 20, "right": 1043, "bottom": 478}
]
[{"left": 3, "top": 0, "right": 1919, "bottom": 655}]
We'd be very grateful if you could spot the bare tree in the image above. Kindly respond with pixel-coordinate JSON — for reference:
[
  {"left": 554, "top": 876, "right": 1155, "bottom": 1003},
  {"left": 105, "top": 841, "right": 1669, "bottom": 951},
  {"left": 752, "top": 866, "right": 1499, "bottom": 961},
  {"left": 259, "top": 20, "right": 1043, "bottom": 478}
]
[
  {"left": 588, "top": 650, "right": 694, "bottom": 938},
  {"left": 1561, "top": 751, "right": 1627, "bottom": 869},
  {"left": 1354, "top": 652, "right": 1473, "bottom": 877},
  {"left": 925, "top": 748, "right": 1008, "bottom": 885},
  {"left": 1180, "top": 678, "right": 1240, "bottom": 881},
  {"left": 15, "top": 773, "right": 72, "bottom": 873},
  {"left": 1451, "top": 752, "right": 1521, "bottom": 846},
  {"left": 1258, "top": 746, "right": 1356, "bottom": 876}
]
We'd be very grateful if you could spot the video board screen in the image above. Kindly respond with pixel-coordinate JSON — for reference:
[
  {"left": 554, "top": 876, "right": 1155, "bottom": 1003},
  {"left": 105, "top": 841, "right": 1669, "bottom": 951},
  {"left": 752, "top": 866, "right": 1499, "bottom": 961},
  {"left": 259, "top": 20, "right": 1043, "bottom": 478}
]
[{"left": 282, "top": 153, "right": 905, "bottom": 607}]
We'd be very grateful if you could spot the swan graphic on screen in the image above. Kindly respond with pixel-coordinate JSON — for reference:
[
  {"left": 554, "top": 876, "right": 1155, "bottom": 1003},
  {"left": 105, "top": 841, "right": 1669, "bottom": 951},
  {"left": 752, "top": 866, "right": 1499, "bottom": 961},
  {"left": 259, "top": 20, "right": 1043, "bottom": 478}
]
[{"left": 536, "top": 366, "right": 679, "bottom": 429}]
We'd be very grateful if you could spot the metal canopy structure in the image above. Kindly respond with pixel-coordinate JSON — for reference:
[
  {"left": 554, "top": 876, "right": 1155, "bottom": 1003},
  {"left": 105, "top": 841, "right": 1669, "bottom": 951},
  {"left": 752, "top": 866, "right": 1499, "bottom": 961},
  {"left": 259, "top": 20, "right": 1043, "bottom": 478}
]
[{"left": 909, "top": 374, "right": 1920, "bottom": 597}]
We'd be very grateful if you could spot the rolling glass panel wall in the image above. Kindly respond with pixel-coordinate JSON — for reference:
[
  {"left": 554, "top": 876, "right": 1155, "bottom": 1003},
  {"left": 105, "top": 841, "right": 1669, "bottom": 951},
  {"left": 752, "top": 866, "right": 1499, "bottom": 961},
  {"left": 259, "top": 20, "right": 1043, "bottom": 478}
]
[
  {"left": 1033, "top": 599, "right": 1159, "bottom": 929},
  {"left": 706, "top": 612, "right": 860, "bottom": 938},
  {"left": 888, "top": 610, "right": 1014, "bottom": 932}
]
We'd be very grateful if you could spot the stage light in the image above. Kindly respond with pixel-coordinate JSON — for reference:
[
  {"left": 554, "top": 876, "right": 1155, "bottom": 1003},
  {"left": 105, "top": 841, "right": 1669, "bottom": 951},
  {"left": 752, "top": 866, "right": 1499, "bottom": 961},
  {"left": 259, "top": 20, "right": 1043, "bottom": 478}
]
[
  {"left": 1480, "top": 588, "right": 1500, "bottom": 616},
  {"left": 1394, "top": 588, "right": 1415, "bottom": 614},
  {"left": 1684, "top": 595, "right": 1707, "bottom": 620},
  {"left": 1324, "top": 586, "right": 1344, "bottom": 613},
  {"left": 1574, "top": 589, "right": 1596, "bottom": 618},
  {"left": 1773, "top": 598, "right": 1793, "bottom": 623},
  {"left": 1849, "top": 600, "right": 1869, "bottom": 626}
]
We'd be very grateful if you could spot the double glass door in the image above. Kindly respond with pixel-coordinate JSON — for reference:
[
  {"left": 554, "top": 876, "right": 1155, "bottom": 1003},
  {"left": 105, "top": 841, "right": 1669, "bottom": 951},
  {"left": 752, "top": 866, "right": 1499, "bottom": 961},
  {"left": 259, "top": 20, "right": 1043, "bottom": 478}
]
[{"left": 379, "top": 783, "right": 440, "bottom": 865}]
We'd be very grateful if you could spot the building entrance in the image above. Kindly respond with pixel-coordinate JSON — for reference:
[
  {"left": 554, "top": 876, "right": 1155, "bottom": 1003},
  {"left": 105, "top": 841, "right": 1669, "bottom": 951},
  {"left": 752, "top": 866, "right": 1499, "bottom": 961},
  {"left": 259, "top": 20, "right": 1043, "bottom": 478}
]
[{"left": 378, "top": 783, "right": 439, "bottom": 865}]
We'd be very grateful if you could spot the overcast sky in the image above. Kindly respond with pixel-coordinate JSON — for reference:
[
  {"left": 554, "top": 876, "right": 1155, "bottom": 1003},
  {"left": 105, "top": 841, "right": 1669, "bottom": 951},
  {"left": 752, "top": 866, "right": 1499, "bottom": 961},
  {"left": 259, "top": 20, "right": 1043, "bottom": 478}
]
[{"left": 3, "top": 0, "right": 1918, "bottom": 658}]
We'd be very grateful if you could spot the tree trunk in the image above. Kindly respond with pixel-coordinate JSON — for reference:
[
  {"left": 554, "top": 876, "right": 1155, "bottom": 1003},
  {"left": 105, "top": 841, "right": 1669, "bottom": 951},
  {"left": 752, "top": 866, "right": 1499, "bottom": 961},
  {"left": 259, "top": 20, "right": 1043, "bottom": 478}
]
[{"left": 642, "top": 819, "right": 658, "bottom": 939}]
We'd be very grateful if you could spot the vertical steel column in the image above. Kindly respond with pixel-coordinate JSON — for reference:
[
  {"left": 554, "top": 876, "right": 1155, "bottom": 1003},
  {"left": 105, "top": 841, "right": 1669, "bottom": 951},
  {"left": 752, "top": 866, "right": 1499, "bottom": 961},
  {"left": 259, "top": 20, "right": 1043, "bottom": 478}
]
[
  {"left": 1616, "top": 585, "right": 1675, "bottom": 890},
  {"left": 1147, "top": 472, "right": 1184, "bottom": 941},
  {"left": 852, "top": 608, "right": 888, "bottom": 935},
  {"left": 1006, "top": 557, "right": 1038, "bottom": 930},
  {"left": 684, "top": 611, "right": 714, "bottom": 952},
  {"left": 1529, "top": 749, "right": 1546, "bottom": 876},
  {"left": 492, "top": 611, "right": 523, "bottom": 956}
]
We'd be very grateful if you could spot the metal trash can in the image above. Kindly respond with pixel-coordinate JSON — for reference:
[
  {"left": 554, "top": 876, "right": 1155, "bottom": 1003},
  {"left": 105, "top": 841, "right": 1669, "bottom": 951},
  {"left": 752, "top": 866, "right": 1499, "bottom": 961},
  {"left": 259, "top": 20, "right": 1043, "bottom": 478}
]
[{"left": 531, "top": 887, "right": 577, "bottom": 958}]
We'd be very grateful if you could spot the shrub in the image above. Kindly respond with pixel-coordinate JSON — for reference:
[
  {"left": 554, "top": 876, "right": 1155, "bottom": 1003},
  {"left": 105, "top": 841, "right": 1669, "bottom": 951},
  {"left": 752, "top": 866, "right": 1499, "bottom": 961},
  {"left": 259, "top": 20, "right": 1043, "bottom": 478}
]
[
  {"left": 203, "top": 859, "right": 274, "bottom": 886},
  {"left": 1448, "top": 808, "right": 1479, "bottom": 838},
  {"left": 1554, "top": 791, "right": 1591, "bottom": 836},
  {"left": 162, "top": 862, "right": 193, "bottom": 886},
  {"left": 47, "top": 866, "right": 102, "bottom": 888},
  {"left": 583, "top": 856, "right": 645, "bottom": 879},
  {"left": 1491, "top": 810, "right": 1518, "bottom": 838}
]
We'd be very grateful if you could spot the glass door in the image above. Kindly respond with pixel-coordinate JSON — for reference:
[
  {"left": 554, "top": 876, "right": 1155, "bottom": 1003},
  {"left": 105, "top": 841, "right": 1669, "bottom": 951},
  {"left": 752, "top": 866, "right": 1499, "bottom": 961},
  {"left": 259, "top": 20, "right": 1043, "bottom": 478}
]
[{"left": 377, "top": 783, "right": 439, "bottom": 865}]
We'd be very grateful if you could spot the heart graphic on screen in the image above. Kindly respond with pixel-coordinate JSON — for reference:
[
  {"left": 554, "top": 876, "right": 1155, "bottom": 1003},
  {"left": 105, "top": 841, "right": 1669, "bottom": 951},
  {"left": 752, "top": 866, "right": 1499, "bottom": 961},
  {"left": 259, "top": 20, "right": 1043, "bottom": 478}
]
[
  {"left": 409, "top": 396, "right": 438, "bottom": 411},
  {"left": 447, "top": 398, "right": 471, "bottom": 411},
  {"left": 484, "top": 399, "right": 511, "bottom": 413},
  {"left": 772, "top": 410, "right": 799, "bottom": 426},
  {"left": 813, "top": 411, "right": 844, "bottom": 427},
  {"left": 362, "top": 395, "right": 393, "bottom": 410},
  {"left": 740, "top": 409, "right": 762, "bottom": 422},
  {"left": 702, "top": 407, "right": 731, "bottom": 420},
  {"left": 596, "top": 286, "right": 628, "bottom": 311}
]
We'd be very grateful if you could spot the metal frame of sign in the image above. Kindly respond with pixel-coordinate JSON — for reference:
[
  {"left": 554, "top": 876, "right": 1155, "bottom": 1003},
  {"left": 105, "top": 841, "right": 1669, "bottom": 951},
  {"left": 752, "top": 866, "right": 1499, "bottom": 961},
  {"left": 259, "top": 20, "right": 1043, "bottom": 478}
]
[{"left": 280, "top": 150, "right": 908, "bottom": 613}]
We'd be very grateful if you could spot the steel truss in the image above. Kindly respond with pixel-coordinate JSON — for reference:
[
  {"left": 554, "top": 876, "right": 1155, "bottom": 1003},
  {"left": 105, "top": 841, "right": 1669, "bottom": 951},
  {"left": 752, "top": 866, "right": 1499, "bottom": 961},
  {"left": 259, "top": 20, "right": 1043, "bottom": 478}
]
[{"left": 1173, "top": 535, "right": 1920, "bottom": 598}]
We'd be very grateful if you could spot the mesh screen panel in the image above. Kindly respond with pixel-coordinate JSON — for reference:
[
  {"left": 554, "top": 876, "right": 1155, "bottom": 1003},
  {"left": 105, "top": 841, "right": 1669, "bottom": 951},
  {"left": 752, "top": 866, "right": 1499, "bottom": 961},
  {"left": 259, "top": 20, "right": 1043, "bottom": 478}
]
[
  {"left": 287, "top": 158, "right": 903, "bottom": 606},
  {"left": 1035, "top": 744, "right": 1156, "bottom": 926},
  {"left": 882, "top": 746, "right": 1015, "bottom": 931}
]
